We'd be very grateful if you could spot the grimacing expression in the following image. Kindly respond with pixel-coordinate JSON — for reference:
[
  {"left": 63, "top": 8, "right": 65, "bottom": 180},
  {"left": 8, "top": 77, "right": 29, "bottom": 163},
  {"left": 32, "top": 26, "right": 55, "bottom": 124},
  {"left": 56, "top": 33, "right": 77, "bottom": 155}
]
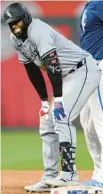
[{"left": 9, "top": 20, "right": 24, "bottom": 37}]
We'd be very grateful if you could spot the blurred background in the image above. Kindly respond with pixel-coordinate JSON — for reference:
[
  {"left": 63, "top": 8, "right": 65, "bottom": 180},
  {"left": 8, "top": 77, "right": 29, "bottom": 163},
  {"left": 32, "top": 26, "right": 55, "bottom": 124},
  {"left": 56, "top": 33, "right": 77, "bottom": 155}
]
[{"left": 1, "top": 1, "right": 93, "bottom": 170}]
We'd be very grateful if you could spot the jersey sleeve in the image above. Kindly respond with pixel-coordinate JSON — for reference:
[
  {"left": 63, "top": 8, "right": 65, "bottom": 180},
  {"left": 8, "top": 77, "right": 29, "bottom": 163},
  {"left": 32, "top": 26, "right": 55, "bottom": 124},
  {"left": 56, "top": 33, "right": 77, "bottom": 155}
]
[
  {"left": 30, "top": 23, "right": 56, "bottom": 59},
  {"left": 95, "top": 2, "right": 103, "bottom": 22}
]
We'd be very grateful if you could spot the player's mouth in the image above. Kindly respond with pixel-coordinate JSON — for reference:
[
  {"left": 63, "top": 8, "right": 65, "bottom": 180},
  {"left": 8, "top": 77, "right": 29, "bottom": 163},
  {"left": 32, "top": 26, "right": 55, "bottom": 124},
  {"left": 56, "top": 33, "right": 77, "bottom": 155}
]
[{"left": 13, "top": 27, "right": 22, "bottom": 35}]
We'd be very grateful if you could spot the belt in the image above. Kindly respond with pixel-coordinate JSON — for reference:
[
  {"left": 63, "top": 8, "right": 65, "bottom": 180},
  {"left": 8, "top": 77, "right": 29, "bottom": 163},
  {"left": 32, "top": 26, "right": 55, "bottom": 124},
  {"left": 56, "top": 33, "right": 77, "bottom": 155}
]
[{"left": 69, "top": 58, "right": 86, "bottom": 74}]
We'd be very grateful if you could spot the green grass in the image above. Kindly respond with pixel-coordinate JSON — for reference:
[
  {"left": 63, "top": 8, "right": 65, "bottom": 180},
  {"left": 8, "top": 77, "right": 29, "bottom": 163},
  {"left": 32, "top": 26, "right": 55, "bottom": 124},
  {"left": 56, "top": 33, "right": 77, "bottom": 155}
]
[
  {"left": 76, "top": 130, "right": 93, "bottom": 170},
  {"left": 1, "top": 129, "right": 93, "bottom": 170}
]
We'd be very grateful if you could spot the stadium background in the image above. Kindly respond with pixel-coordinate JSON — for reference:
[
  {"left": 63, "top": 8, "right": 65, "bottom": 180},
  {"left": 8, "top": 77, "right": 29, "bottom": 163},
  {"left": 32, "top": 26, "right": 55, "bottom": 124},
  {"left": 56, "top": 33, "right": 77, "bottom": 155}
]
[{"left": 1, "top": 0, "right": 93, "bottom": 175}]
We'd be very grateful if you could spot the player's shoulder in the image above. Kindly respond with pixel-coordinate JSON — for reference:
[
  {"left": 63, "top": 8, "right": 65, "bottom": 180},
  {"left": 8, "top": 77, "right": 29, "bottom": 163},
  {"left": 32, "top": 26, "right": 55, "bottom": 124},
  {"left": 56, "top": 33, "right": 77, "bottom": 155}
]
[
  {"left": 29, "top": 18, "right": 49, "bottom": 30},
  {"left": 94, "top": 0, "right": 103, "bottom": 9},
  {"left": 87, "top": 0, "right": 103, "bottom": 8},
  {"left": 28, "top": 18, "right": 51, "bottom": 41}
]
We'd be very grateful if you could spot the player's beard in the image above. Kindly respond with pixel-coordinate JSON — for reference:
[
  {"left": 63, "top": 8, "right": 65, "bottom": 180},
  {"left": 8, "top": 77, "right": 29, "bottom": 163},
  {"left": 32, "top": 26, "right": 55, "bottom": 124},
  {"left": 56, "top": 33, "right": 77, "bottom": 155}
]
[
  {"left": 10, "top": 23, "right": 28, "bottom": 39},
  {"left": 13, "top": 27, "right": 22, "bottom": 37}
]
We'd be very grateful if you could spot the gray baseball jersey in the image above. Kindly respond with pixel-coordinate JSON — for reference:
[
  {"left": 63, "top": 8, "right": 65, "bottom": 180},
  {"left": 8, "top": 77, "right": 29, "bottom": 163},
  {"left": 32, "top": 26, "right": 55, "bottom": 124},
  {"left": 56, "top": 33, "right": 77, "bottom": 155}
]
[{"left": 10, "top": 18, "right": 90, "bottom": 77}]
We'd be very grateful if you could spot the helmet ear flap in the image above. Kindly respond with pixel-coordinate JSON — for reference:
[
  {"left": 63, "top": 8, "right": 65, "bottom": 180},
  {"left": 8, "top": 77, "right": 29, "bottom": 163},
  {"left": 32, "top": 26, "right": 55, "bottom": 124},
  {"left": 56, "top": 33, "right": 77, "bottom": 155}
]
[{"left": 23, "top": 8, "right": 32, "bottom": 27}]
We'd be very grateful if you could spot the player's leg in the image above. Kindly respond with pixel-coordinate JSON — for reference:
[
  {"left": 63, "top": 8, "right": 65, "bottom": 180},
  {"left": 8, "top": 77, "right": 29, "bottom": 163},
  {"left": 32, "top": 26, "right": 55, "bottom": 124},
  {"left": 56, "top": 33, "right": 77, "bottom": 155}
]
[
  {"left": 46, "top": 55, "right": 101, "bottom": 187},
  {"left": 80, "top": 73, "right": 103, "bottom": 186},
  {"left": 80, "top": 103, "right": 101, "bottom": 177},
  {"left": 87, "top": 62, "right": 103, "bottom": 183},
  {"left": 79, "top": 60, "right": 103, "bottom": 187},
  {"left": 39, "top": 113, "right": 59, "bottom": 180},
  {"left": 24, "top": 113, "right": 59, "bottom": 192}
]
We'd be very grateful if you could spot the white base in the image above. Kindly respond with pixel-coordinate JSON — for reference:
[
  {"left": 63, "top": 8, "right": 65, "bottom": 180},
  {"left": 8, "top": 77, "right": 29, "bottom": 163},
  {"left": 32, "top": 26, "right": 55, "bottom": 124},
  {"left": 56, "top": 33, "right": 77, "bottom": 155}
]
[{"left": 50, "top": 185, "right": 103, "bottom": 194}]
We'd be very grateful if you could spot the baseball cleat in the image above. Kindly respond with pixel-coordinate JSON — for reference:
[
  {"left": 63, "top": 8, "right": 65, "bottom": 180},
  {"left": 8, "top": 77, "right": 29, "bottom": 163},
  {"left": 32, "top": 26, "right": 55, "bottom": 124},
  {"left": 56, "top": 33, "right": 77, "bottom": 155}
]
[
  {"left": 82, "top": 179, "right": 103, "bottom": 188},
  {"left": 45, "top": 174, "right": 79, "bottom": 187},
  {"left": 24, "top": 181, "right": 51, "bottom": 192}
]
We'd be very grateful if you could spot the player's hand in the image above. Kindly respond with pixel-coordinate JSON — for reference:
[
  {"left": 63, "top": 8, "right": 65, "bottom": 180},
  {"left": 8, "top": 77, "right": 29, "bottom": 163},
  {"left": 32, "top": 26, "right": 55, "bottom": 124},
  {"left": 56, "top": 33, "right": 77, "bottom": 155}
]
[
  {"left": 39, "top": 101, "right": 49, "bottom": 119},
  {"left": 53, "top": 97, "right": 66, "bottom": 121}
]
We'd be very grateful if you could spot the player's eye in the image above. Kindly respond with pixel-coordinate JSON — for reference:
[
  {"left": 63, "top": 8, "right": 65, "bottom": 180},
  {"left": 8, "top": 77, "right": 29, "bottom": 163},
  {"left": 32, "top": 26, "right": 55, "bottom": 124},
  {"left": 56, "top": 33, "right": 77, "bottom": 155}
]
[{"left": 9, "top": 20, "right": 21, "bottom": 27}]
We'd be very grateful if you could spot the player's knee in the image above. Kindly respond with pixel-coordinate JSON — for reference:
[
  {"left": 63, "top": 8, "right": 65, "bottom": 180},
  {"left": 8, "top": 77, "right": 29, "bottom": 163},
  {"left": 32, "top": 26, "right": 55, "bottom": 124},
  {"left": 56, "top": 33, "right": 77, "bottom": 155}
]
[{"left": 39, "top": 117, "right": 54, "bottom": 137}]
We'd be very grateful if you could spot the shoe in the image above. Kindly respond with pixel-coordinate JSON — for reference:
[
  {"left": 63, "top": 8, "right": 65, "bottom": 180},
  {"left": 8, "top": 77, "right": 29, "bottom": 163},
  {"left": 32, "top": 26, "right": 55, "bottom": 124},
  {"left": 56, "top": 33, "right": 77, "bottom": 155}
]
[
  {"left": 82, "top": 179, "right": 103, "bottom": 188},
  {"left": 45, "top": 173, "right": 79, "bottom": 187},
  {"left": 24, "top": 181, "right": 51, "bottom": 192}
]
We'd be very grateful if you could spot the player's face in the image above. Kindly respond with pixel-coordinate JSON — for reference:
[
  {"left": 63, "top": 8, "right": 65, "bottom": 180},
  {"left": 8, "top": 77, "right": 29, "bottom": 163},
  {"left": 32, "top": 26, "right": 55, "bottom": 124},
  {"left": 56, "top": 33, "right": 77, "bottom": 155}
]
[{"left": 9, "top": 20, "right": 24, "bottom": 37}]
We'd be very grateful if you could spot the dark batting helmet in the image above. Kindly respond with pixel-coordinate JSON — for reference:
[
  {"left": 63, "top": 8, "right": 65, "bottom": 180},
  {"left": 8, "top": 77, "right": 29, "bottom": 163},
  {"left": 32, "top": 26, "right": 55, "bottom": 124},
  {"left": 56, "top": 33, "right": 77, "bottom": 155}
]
[{"left": 3, "top": 2, "right": 32, "bottom": 26}]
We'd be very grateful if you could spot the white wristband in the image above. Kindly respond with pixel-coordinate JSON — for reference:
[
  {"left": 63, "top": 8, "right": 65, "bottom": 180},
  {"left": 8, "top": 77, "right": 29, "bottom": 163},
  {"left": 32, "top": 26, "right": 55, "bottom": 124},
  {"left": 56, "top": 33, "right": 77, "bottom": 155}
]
[{"left": 54, "top": 96, "right": 63, "bottom": 102}]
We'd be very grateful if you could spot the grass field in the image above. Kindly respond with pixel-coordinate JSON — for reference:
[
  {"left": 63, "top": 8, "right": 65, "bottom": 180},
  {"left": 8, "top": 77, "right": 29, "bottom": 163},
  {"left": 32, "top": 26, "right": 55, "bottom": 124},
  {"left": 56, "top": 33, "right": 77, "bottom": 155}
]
[{"left": 1, "top": 128, "right": 93, "bottom": 170}]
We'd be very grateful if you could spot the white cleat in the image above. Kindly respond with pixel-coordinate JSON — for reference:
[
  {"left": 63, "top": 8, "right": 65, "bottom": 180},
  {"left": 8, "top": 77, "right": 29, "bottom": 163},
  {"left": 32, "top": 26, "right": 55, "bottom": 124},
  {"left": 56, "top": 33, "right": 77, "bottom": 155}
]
[
  {"left": 45, "top": 174, "right": 80, "bottom": 187},
  {"left": 24, "top": 181, "right": 51, "bottom": 193}
]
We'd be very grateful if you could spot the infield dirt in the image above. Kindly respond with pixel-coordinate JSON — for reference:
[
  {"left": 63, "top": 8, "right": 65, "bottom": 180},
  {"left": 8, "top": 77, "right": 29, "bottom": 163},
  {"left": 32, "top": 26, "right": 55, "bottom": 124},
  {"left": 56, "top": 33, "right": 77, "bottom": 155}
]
[{"left": 2, "top": 170, "right": 92, "bottom": 194}]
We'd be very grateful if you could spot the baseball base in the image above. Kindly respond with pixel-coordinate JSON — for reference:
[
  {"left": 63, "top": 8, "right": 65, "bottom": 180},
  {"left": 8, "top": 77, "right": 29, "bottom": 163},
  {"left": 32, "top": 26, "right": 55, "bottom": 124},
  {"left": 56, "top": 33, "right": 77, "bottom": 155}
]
[{"left": 50, "top": 185, "right": 103, "bottom": 194}]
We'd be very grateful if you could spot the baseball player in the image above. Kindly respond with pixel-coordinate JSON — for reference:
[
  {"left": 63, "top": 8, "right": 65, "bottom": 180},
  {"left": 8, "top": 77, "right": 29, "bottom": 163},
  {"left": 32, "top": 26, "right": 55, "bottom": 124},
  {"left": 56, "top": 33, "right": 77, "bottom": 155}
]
[
  {"left": 80, "top": 0, "right": 103, "bottom": 187},
  {"left": 3, "top": 2, "right": 101, "bottom": 192}
]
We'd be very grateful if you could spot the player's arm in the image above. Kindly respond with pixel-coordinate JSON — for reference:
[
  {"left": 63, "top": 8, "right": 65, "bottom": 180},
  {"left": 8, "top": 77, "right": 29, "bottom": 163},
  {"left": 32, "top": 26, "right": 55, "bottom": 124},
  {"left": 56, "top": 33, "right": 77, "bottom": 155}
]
[
  {"left": 29, "top": 25, "right": 62, "bottom": 97},
  {"left": 23, "top": 62, "right": 48, "bottom": 101},
  {"left": 42, "top": 50, "right": 62, "bottom": 98},
  {"left": 43, "top": 51, "right": 66, "bottom": 120},
  {"left": 10, "top": 35, "right": 49, "bottom": 116},
  {"left": 24, "top": 62, "right": 50, "bottom": 117},
  {"left": 30, "top": 25, "right": 65, "bottom": 120}
]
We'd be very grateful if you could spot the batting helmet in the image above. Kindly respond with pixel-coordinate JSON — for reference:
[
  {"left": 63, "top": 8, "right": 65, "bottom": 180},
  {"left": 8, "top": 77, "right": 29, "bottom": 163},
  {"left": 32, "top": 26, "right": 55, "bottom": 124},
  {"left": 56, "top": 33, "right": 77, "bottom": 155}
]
[{"left": 3, "top": 3, "right": 32, "bottom": 26}]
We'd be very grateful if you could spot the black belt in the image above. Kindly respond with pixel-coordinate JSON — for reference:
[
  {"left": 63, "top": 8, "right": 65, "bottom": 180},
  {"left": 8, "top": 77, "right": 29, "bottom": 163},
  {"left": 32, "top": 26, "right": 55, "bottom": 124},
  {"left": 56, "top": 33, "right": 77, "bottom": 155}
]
[{"left": 69, "top": 58, "right": 86, "bottom": 74}]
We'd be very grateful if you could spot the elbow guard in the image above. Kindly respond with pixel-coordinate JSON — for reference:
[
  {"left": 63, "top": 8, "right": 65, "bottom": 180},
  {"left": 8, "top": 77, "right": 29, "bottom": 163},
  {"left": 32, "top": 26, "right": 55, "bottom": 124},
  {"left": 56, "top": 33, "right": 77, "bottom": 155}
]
[
  {"left": 43, "top": 50, "right": 62, "bottom": 97},
  {"left": 44, "top": 50, "right": 62, "bottom": 74}
]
